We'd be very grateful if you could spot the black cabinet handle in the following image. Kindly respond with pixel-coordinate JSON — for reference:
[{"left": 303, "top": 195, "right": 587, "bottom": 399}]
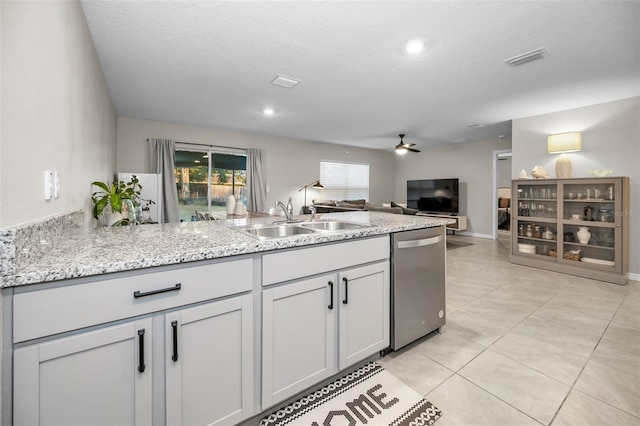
[
  {"left": 328, "top": 281, "right": 334, "bottom": 310},
  {"left": 171, "top": 320, "right": 179, "bottom": 362},
  {"left": 137, "top": 329, "right": 146, "bottom": 373},
  {"left": 134, "top": 283, "right": 181, "bottom": 299},
  {"left": 342, "top": 277, "right": 348, "bottom": 304}
]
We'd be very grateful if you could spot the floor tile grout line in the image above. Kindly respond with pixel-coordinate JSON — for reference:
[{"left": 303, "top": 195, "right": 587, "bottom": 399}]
[
  {"left": 449, "top": 373, "right": 546, "bottom": 426},
  {"left": 448, "top": 238, "right": 613, "bottom": 423},
  {"left": 440, "top": 234, "right": 639, "bottom": 423},
  {"left": 546, "top": 315, "right": 640, "bottom": 424}
]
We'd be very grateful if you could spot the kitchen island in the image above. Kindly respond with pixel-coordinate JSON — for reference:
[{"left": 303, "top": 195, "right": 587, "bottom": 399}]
[
  {"left": 1, "top": 211, "right": 452, "bottom": 425},
  {"left": 3, "top": 211, "right": 450, "bottom": 287}
]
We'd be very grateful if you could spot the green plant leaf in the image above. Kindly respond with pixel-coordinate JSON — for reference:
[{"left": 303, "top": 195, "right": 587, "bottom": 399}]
[
  {"left": 110, "top": 194, "right": 123, "bottom": 213},
  {"left": 92, "top": 181, "right": 111, "bottom": 193}
]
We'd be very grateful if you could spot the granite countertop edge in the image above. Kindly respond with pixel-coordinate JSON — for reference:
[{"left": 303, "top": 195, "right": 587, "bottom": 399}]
[{"left": 2, "top": 212, "right": 454, "bottom": 288}]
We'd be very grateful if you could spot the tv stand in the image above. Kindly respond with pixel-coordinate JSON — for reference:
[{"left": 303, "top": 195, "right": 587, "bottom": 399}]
[{"left": 417, "top": 213, "right": 467, "bottom": 231}]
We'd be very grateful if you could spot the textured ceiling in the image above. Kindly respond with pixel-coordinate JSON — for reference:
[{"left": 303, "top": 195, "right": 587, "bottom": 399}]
[{"left": 80, "top": 1, "right": 640, "bottom": 151}]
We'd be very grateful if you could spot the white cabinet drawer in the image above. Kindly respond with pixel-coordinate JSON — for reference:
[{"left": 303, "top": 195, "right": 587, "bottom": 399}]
[
  {"left": 262, "top": 236, "right": 390, "bottom": 285},
  {"left": 13, "top": 258, "right": 253, "bottom": 343}
]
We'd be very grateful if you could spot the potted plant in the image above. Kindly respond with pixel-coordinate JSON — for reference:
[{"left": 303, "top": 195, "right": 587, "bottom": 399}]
[{"left": 91, "top": 175, "right": 148, "bottom": 226}]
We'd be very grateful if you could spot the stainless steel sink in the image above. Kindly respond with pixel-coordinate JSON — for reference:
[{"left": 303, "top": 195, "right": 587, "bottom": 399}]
[
  {"left": 239, "top": 224, "right": 317, "bottom": 239},
  {"left": 236, "top": 220, "right": 371, "bottom": 240},
  {"left": 298, "top": 220, "right": 370, "bottom": 231}
]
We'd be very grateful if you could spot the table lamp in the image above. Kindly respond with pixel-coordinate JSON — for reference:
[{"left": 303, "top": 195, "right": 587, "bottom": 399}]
[
  {"left": 547, "top": 132, "right": 582, "bottom": 178},
  {"left": 298, "top": 180, "right": 323, "bottom": 212}
]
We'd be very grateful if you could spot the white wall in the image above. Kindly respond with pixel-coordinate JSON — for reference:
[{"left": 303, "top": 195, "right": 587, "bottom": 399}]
[
  {"left": 393, "top": 137, "right": 512, "bottom": 237},
  {"left": 0, "top": 0, "right": 117, "bottom": 228},
  {"left": 512, "top": 96, "right": 640, "bottom": 276},
  {"left": 116, "top": 117, "right": 396, "bottom": 212}
]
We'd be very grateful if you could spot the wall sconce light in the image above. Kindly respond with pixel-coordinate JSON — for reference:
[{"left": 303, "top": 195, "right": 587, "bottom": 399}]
[
  {"left": 547, "top": 132, "right": 582, "bottom": 178},
  {"left": 298, "top": 180, "right": 324, "bottom": 210}
]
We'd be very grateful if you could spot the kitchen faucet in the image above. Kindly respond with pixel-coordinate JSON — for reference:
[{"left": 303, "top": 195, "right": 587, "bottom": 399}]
[{"left": 276, "top": 200, "right": 292, "bottom": 221}]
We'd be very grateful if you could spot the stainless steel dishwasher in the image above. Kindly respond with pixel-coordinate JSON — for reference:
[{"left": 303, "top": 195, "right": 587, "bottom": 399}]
[{"left": 390, "top": 226, "right": 446, "bottom": 351}]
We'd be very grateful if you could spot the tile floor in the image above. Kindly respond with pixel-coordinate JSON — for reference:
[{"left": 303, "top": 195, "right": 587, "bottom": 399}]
[{"left": 378, "top": 232, "right": 640, "bottom": 426}]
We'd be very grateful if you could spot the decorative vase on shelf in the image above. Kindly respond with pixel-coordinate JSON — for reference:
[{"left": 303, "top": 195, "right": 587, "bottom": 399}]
[{"left": 577, "top": 227, "right": 591, "bottom": 244}]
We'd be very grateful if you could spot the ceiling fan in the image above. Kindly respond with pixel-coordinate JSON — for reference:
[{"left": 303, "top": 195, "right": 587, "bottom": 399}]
[{"left": 395, "top": 134, "right": 421, "bottom": 155}]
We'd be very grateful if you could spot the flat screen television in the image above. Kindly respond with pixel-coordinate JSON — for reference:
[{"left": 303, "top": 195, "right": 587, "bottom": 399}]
[{"left": 407, "top": 178, "right": 459, "bottom": 214}]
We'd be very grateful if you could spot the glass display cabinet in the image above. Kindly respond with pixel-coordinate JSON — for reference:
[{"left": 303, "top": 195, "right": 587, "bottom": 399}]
[{"left": 510, "top": 177, "right": 629, "bottom": 285}]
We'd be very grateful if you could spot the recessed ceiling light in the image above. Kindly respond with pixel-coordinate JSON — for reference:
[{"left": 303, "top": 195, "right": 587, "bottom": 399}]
[
  {"left": 405, "top": 40, "right": 424, "bottom": 54},
  {"left": 194, "top": 160, "right": 201, "bottom": 163},
  {"left": 263, "top": 108, "right": 275, "bottom": 116}
]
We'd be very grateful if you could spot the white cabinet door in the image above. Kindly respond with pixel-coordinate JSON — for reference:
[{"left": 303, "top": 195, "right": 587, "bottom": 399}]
[
  {"left": 338, "top": 262, "right": 390, "bottom": 369},
  {"left": 262, "top": 274, "right": 337, "bottom": 408},
  {"left": 165, "top": 294, "right": 254, "bottom": 426},
  {"left": 14, "top": 318, "right": 152, "bottom": 426}
]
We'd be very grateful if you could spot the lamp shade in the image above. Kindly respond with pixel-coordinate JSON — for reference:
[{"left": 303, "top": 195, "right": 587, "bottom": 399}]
[{"left": 547, "top": 132, "right": 582, "bottom": 154}]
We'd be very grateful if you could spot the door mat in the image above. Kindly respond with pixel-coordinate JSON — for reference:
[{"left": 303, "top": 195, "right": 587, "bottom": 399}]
[{"left": 260, "top": 362, "right": 441, "bottom": 426}]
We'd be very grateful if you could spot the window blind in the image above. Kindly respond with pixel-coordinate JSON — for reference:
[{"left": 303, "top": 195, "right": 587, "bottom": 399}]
[{"left": 320, "top": 161, "right": 369, "bottom": 201}]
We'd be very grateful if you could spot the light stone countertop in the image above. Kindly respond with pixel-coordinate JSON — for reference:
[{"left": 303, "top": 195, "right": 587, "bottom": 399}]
[{"left": 4, "top": 211, "right": 453, "bottom": 287}]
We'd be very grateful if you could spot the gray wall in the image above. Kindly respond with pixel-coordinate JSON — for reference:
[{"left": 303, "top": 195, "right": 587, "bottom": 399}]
[
  {"left": 0, "top": 0, "right": 117, "bottom": 228},
  {"left": 117, "top": 117, "right": 396, "bottom": 212},
  {"left": 393, "top": 137, "right": 512, "bottom": 237},
  {"left": 497, "top": 157, "right": 512, "bottom": 189},
  {"left": 512, "top": 96, "right": 639, "bottom": 276}
]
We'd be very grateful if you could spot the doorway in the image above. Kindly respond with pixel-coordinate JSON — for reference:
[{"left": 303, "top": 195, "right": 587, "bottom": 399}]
[{"left": 492, "top": 150, "right": 512, "bottom": 239}]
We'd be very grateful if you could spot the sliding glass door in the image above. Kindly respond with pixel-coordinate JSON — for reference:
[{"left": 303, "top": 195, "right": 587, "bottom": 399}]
[{"left": 174, "top": 149, "right": 247, "bottom": 222}]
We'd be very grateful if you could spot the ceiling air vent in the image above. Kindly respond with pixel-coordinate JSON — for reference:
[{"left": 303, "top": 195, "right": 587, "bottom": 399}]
[
  {"left": 271, "top": 74, "right": 301, "bottom": 89},
  {"left": 504, "top": 47, "right": 549, "bottom": 67},
  {"left": 466, "top": 123, "right": 486, "bottom": 129}
]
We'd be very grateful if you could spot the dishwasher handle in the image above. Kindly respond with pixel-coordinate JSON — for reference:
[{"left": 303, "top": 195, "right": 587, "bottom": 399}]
[{"left": 396, "top": 234, "right": 444, "bottom": 249}]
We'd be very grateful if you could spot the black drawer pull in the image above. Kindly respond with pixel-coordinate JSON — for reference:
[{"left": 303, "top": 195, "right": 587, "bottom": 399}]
[
  {"left": 134, "top": 283, "right": 181, "bottom": 299},
  {"left": 138, "top": 329, "right": 146, "bottom": 373},
  {"left": 328, "top": 281, "right": 334, "bottom": 310},
  {"left": 171, "top": 320, "right": 179, "bottom": 362},
  {"left": 342, "top": 277, "right": 349, "bottom": 304}
]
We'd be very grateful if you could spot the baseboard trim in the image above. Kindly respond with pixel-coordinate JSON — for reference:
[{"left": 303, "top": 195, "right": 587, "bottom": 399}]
[
  {"left": 456, "top": 231, "right": 494, "bottom": 239},
  {"left": 628, "top": 273, "right": 640, "bottom": 282}
]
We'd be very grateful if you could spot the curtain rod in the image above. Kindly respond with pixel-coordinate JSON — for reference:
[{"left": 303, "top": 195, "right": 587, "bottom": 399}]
[{"left": 146, "top": 139, "right": 246, "bottom": 152}]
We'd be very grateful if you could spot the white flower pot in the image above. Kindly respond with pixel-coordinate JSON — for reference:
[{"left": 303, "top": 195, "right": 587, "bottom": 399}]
[{"left": 105, "top": 212, "right": 126, "bottom": 226}]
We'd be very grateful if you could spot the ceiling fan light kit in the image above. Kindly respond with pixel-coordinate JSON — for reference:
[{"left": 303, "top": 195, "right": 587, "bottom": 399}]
[{"left": 395, "top": 134, "right": 421, "bottom": 154}]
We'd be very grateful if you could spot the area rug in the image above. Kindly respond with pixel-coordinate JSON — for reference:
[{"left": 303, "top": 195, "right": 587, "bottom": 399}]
[{"left": 260, "top": 362, "right": 441, "bottom": 426}]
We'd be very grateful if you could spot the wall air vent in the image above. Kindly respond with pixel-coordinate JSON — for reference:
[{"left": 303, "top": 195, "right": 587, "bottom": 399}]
[
  {"left": 504, "top": 47, "right": 549, "bottom": 67},
  {"left": 271, "top": 74, "right": 301, "bottom": 88}
]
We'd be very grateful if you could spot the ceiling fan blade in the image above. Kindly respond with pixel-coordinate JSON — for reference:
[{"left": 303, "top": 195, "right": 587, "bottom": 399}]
[{"left": 395, "top": 133, "right": 420, "bottom": 153}]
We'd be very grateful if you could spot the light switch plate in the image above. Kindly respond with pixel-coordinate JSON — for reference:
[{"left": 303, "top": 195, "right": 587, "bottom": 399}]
[
  {"left": 53, "top": 171, "right": 60, "bottom": 199},
  {"left": 44, "top": 171, "right": 54, "bottom": 200}
]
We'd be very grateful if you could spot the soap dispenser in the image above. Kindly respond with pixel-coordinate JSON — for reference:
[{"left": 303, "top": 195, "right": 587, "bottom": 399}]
[
  {"left": 226, "top": 195, "right": 236, "bottom": 215},
  {"left": 286, "top": 197, "right": 293, "bottom": 218}
]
